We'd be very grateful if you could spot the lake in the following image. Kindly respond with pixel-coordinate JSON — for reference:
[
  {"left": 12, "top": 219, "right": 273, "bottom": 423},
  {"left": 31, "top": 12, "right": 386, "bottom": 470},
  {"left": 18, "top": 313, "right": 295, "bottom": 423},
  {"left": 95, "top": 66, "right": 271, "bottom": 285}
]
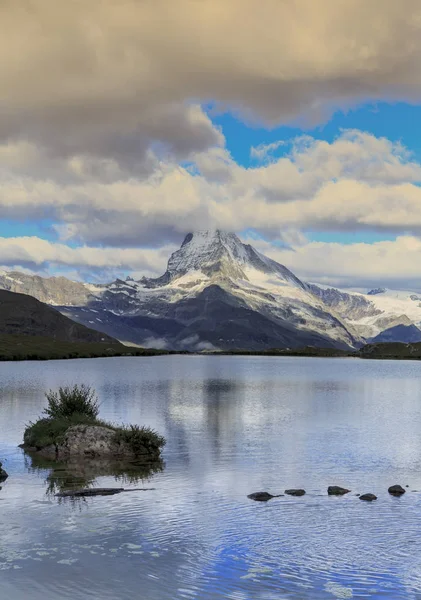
[{"left": 1, "top": 355, "right": 421, "bottom": 599}]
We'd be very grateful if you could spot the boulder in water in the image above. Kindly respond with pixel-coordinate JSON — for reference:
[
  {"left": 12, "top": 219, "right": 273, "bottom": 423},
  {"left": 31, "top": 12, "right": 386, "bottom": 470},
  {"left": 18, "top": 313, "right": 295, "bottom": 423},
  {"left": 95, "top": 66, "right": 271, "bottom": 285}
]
[
  {"left": 327, "top": 486, "right": 350, "bottom": 495},
  {"left": 247, "top": 492, "right": 278, "bottom": 502},
  {"left": 359, "top": 493, "right": 377, "bottom": 501},
  {"left": 388, "top": 484, "right": 405, "bottom": 496},
  {"left": 285, "top": 489, "right": 306, "bottom": 496}
]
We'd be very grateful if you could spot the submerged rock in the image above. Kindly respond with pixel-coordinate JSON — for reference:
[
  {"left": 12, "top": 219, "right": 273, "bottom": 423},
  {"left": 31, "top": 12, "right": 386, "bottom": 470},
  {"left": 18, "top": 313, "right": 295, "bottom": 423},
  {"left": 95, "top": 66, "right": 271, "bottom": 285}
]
[
  {"left": 359, "top": 493, "right": 377, "bottom": 501},
  {"left": 388, "top": 484, "right": 405, "bottom": 496},
  {"left": 247, "top": 492, "right": 281, "bottom": 502},
  {"left": 285, "top": 489, "right": 306, "bottom": 496},
  {"left": 56, "top": 487, "right": 125, "bottom": 497},
  {"left": 327, "top": 486, "right": 350, "bottom": 496},
  {"left": 0, "top": 461, "right": 8, "bottom": 482}
]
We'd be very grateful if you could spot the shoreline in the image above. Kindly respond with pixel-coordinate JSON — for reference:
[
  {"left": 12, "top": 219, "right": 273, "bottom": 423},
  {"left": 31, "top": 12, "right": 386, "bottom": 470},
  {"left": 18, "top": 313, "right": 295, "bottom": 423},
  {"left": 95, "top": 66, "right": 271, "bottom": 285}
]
[{"left": 0, "top": 340, "right": 420, "bottom": 362}]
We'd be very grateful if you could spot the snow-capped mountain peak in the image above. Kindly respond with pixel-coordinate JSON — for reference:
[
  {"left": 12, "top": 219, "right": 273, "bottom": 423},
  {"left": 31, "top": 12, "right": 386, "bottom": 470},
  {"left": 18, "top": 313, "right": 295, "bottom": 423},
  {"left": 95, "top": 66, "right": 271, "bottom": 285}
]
[{"left": 141, "top": 229, "right": 306, "bottom": 289}]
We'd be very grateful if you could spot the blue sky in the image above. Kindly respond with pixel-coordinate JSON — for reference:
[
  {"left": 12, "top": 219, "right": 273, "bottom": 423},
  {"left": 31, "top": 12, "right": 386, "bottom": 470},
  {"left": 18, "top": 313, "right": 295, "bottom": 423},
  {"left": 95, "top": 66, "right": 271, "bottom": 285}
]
[{"left": 212, "top": 102, "right": 421, "bottom": 168}]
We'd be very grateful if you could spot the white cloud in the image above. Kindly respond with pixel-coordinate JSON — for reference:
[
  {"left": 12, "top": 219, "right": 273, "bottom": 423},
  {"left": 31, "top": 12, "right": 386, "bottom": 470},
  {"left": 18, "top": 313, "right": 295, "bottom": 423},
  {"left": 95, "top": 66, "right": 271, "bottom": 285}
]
[
  {"left": 251, "top": 235, "right": 421, "bottom": 290},
  {"left": 1, "top": 129, "right": 421, "bottom": 287},
  {"left": 250, "top": 141, "right": 285, "bottom": 163},
  {"left": 1, "top": 130, "right": 421, "bottom": 247},
  {"left": 0, "top": 236, "right": 176, "bottom": 275}
]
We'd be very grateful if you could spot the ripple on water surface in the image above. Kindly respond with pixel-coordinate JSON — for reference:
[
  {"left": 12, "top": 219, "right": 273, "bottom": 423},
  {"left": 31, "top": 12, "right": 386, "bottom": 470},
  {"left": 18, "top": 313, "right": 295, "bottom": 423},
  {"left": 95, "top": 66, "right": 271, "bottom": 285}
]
[{"left": 1, "top": 356, "right": 421, "bottom": 598}]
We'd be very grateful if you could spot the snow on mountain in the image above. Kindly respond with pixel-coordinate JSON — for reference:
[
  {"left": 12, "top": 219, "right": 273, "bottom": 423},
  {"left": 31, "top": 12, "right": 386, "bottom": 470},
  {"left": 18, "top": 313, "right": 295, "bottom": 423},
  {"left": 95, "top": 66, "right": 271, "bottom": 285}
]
[
  {"left": 2, "top": 230, "right": 421, "bottom": 350},
  {"left": 140, "top": 230, "right": 306, "bottom": 290},
  {"left": 309, "top": 284, "right": 421, "bottom": 340}
]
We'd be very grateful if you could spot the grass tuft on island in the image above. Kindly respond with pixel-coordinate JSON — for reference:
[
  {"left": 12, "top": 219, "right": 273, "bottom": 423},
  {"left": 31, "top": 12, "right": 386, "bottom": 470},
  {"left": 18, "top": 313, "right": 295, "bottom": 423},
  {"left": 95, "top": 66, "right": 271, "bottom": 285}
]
[{"left": 22, "top": 384, "right": 166, "bottom": 460}]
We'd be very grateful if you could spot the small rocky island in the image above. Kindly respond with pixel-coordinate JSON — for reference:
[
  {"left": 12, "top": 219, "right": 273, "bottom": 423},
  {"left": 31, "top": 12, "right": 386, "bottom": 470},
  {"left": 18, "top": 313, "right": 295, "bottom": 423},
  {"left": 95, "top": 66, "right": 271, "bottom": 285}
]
[{"left": 21, "top": 384, "right": 166, "bottom": 462}]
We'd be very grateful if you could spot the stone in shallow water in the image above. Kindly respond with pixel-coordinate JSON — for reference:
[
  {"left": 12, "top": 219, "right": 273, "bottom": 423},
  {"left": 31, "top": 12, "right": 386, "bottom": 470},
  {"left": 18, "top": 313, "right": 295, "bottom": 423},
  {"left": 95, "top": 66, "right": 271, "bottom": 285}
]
[
  {"left": 56, "top": 488, "right": 125, "bottom": 498},
  {"left": 247, "top": 492, "right": 277, "bottom": 502},
  {"left": 388, "top": 484, "right": 405, "bottom": 496},
  {"left": 327, "top": 486, "right": 350, "bottom": 495},
  {"left": 285, "top": 489, "right": 306, "bottom": 496},
  {"left": 0, "top": 461, "right": 8, "bottom": 482},
  {"left": 359, "top": 493, "right": 377, "bottom": 501}
]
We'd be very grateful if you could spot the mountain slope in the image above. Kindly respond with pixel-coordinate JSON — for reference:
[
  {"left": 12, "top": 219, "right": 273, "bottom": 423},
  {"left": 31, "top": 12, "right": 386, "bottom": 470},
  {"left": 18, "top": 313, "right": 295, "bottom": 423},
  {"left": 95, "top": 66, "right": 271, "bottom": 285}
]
[
  {"left": 370, "top": 324, "right": 421, "bottom": 344},
  {"left": 0, "top": 289, "right": 116, "bottom": 343}
]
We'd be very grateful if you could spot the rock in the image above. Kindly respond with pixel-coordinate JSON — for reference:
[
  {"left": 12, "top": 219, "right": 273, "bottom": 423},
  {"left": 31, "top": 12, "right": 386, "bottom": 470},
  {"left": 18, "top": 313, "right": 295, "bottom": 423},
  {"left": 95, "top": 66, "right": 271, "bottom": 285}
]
[
  {"left": 247, "top": 492, "right": 279, "bottom": 502},
  {"left": 0, "top": 461, "right": 8, "bottom": 482},
  {"left": 327, "top": 486, "right": 350, "bottom": 495},
  {"left": 58, "top": 425, "right": 129, "bottom": 458},
  {"left": 29, "top": 424, "right": 153, "bottom": 460},
  {"left": 359, "top": 493, "right": 377, "bottom": 501},
  {"left": 388, "top": 484, "right": 406, "bottom": 496},
  {"left": 285, "top": 489, "right": 306, "bottom": 496}
]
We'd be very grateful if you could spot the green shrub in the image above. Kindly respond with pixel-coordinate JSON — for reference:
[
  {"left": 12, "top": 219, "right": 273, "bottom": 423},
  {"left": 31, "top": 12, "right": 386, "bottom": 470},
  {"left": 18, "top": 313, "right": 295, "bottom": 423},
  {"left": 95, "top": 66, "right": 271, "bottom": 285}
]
[
  {"left": 43, "top": 384, "right": 99, "bottom": 420},
  {"left": 23, "top": 413, "right": 100, "bottom": 449},
  {"left": 113, "top": 424, "right": 166, "bottom": 457}
]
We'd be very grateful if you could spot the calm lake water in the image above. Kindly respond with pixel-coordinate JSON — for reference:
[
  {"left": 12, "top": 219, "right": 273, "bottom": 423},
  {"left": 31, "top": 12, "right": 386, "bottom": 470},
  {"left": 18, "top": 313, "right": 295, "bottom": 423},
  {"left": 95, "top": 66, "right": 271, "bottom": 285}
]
[{"left": 1, "top": 356, "right": 421, "bottom": 599}]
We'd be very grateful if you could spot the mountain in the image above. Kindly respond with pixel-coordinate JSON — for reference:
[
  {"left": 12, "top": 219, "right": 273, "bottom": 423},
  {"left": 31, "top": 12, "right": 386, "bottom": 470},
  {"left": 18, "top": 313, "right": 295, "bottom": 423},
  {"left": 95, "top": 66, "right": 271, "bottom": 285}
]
[
  {"left": 27, "top": 231, "right": 362, "bottom": 350},
  {"left": 370, "top": 324, "right": 421, "bottom": 344},
  {"left": 309, "top": 285, "right": 421, "bottom": 341},
  {"left": 0, "top": 289, "right": 116, "bottom": 343},
  {"left": 0, "top": 271, "right": 98, "bottom": 306},
  {"left": 0, "top": 231, "right": 420, "bottom": 350}
]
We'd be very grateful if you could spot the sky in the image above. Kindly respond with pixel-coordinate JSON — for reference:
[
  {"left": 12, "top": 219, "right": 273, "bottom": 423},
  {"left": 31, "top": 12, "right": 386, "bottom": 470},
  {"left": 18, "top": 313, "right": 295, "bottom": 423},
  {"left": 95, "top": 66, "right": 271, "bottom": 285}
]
[{"left": 2, "top": 0, "right": 421, "bottom": 289}]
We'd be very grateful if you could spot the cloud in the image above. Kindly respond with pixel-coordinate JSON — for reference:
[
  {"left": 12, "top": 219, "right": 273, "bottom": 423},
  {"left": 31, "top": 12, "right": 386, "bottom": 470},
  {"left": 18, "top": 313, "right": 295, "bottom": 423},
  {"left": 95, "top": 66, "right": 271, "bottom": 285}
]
[
  {"left": 2, "top": 129, "right": 421, "bottom": 286},
  {"left": 251, "top": 235, "right": 421, "bottom": 290},
  {"left": 0, "top": 236, "right": 176, "bottom": 276},
  {"left": 250, "top": 141, "right": 285, "bottom": 163},
  {"left": 3, "top": 1, "right": 421, "bottom": 287},
  {"left": 2, "top": 0, "right": 421, "bottom": 172},
  {"left": 1, "top": 130, "right": 421, "bottom": 248}
]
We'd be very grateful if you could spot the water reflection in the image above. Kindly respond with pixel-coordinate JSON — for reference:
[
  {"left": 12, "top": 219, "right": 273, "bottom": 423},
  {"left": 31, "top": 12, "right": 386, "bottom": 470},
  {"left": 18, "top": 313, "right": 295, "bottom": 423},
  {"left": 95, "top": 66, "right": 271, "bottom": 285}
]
[
  {"left": 26, "top": 453, "right": 164, "bottom": 500},
  {"left": 2, "top": 356, "right": 421, "bottom": 598}
]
